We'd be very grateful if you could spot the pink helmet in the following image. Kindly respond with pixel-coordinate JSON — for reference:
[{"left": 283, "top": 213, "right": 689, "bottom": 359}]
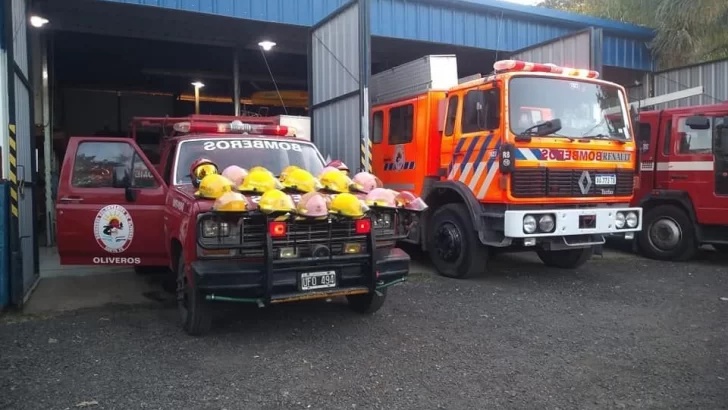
[
  {"left": 296, "top": 192, "right": 330, "bottom": 218},
  {"left": 352, "top": 172, "right": 383, "bottom": 193},
  {"left": 326, "top": 160, "right": 350, "bottom": 173},
  {"left": 395, "top": 191, "right": 428, "bottom": 211},
  {"left": 221, "top": 165, "right": 248, "bottom": 187},
  {"left": 365, "top": 188, "right": 398, "bottom": 208}
]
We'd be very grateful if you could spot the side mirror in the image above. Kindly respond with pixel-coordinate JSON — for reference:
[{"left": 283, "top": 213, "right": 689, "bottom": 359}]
[
  {"left": 685, "top": 115, "right": 710, "bottom": 130},
  {"left": 112, "top": 166, "right": 137, "bottom": 202}
]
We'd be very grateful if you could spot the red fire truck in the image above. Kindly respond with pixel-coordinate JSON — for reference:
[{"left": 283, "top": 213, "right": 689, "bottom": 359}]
[
  {"left": 633, "top": 102, "right": 728, "bottom": 260},
  {"left": 55, "top": 115, "right": 412, "bottom": 335}
]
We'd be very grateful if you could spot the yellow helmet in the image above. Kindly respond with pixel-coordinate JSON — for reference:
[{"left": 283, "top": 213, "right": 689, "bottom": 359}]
[
  {"left": 258, "top": 189, "right": 296, "bottom": 214},
  {"left": 195, "top": 174, "right": 234, "bottom": 199},
  {"left": 319, "top": 170, "right": 361, "bottom": 194},
  {"left": 329, "top": 193, "right": 369, "bottom": 218},
  {"left": 213, "top": 191, "right": 250, "bottom": 212},
  {"left": 279, "top": 165, "right": 302, "bottom": 182},
  {"left": 249, "top": 166, "right": 273, "bottom": 175},
  {"left": 238, "top": 168, "right": 283, "bottom": 193},
  {"left": 281, "top": 168, "right": 323, "bottom": 193}
]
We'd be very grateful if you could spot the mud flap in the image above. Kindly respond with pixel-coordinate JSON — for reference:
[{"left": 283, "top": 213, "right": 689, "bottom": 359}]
[{"left": 593, "top": 244, "right": 604, "bottom": 257}]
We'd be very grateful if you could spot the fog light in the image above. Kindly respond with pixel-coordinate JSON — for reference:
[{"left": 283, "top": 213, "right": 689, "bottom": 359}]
[
  {"left": 615, "top": 212, "right": 626, "bottom": 229},
  {"left": 625, "top": 232, "right": 635, "bottom": 240},
  {"left": 524, "top": 238, "right": 536, "bottom": 247},
  {"left": 538, "top": 214, "right": 555, "bottom": 233},
  {"left": 344, "top": 243, "right": 362, "bottom": 254},
  {"left": 523, "top": 215, "right": 537, "bottom": 234},
  {"left": 626, "top": 212, "right": 638, "bottom": 228},
  {"left": 279, "top": 247, "right": 297, "bottom": 258}
]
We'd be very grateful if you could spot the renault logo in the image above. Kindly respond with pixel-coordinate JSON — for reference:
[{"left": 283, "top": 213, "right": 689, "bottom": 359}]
[{"left": 578, "top": 170, "right": 592, "bottom": 195}]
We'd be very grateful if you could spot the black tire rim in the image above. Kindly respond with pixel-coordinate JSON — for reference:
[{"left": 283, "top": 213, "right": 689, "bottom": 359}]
[
  {"left": 648, "top": 216, "right": 682, "bottom": 252},
  {"left": 176, "top": 266, "right": 189, "bottom": 322},
  {"left": 435, "top": 222, "right": 462, "bottom": 263}
]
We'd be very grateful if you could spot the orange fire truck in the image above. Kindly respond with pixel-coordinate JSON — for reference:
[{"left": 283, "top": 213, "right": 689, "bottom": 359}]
[{"left": 371, "top": 56, "right": 642, "bottom": 278}]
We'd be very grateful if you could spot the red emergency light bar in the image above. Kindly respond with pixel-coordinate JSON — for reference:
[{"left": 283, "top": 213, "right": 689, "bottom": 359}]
[
  {"left": 173, "top": 120, "right": 296, "bottom": 137},
  {"left": 493, "top": 60, "right": 600, "bottom": 79}
]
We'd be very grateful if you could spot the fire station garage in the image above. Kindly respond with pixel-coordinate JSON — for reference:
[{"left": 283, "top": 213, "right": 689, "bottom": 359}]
[{"left": 0, "top": 0, "right": 655, "bottom": 308}]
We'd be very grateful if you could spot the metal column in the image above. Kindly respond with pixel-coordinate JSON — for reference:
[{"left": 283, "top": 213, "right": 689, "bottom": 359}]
[{"left": 233, "top": 48, "right": 240, "bottom": 116}]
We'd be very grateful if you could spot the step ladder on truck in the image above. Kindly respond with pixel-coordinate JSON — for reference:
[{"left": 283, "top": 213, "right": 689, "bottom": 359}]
[{"left": 370, "top": 55, "right": 644, "bottom": 278}]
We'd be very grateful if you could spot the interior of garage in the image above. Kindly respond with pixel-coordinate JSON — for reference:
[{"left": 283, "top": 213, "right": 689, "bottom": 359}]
[{"left": 29, "top": 0, "right": 500, "bottom": 275}]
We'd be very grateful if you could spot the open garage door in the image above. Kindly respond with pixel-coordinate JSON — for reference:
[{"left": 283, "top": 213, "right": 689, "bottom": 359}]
[
  {"left": 308, "top": 0, "right": 371, "bottom": 172},
  {"left": 510, "top": 28, "right": 603, "bottom": 73}
]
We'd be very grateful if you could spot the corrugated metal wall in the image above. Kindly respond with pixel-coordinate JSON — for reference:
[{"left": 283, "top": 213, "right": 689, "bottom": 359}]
[
  {"left": 0, "top": 182, "right": 8, "bottom": 309},
  {"left": 310, "top": 1, "right": 366, "bottom": 169},
  {"left": 509, "top": 29, "right": 594, "bottom": 70},
  {"left": 101, "top": 0, "right": 654, "bottom": 71},
  {"left": 10, "top": 0, "right": 27, "bottom": 77},
  {"left": 652, "top": 59, "right": 728, "bottom": 109}
]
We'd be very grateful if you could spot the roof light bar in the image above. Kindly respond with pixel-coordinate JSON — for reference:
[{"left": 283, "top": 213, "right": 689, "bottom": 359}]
[
  {"left": 173, "top": 121, "right": 296, "bottom": 137},
  {"left": 493, "top": 59, "right": 599, "bottom": 79}
]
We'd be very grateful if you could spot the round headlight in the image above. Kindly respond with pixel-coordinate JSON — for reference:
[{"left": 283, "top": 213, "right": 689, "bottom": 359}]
[
  {"left": 626, "top": 212, "right": 638, "bottom": 228},
  {"left": 538, "top": 214, "right": 555, "bottom": 232},
  {"left": 523, "top": 215, "right": 537, "bottom": 234},
  {"left": 615, "top": 212, "right": 626, "bottom": 229}
]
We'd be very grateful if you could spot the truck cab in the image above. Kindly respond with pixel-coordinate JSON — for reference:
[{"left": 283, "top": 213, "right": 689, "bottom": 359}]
[
  {"left": 633, "top": 102, "right": 728, "bottom": 260},
  {"left": 55, "top": 115, "right": 411, "bottom": 335},
  {"left": 372, "top": 58, "right": 643, "bottom": 278}
]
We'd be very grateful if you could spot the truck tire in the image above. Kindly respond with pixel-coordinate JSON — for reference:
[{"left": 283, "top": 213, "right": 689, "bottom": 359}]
[
  {"left": 427, "top": 203, "right": 489, "bottom": 279},
  {"left": 638, "top": 205, "right": 696, "bottom": 261},
  {"left": 176, "top": 254, "right": 211, "bottom": 336},
  {"left": 537, "top": 247, "right": 593, "bottom": 269},
  {"left": 347, "top": 289, "right": 387, "bottom": 314}
]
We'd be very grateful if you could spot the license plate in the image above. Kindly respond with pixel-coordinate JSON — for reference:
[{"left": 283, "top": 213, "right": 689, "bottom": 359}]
[
  {"left": 300, "top": 271, "right": 336, "bottom": 291},
  {"left": 579, "top": 214, "right": 597, "bottom": 229},
  {"left": 595, "top": 174, "right": 617, "bottom": 185}
]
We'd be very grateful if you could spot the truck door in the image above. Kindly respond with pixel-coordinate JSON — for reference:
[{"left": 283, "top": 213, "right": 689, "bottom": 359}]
[
  {"left": 378, "top": 98, "right": 419, "bottom": 193},
  {"left": 371, "top": 109, "right": 385, "bottom": 180},
  {"left": 56, "top": 137, "right": 168, "bottom": 266},
  {"left": 714, "top": 116, "right": 728, "bottom": 197},
  {"left": 440, "top": 94, "right": 459, "bottom": 178}
]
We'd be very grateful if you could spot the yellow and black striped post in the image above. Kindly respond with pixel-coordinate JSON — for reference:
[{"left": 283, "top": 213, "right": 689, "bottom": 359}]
[
  {"left": 360, "top": 137, "right": 373, "bottom": 173},
  {"left": 8, "top": 124, "right": 19, "bottom": 220}
]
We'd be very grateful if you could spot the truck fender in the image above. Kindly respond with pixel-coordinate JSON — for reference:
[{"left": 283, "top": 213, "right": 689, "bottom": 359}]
[
  {"left": 421, "top": 180, "right": 484, "bottom": 249},
  {"left": 639, "top": 189, "right": 698, "bottom": 223}
]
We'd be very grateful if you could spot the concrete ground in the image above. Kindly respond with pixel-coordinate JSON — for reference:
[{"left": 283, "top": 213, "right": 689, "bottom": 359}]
[{"left": 1, "top": 248, "right": 727, "bottom": 410}]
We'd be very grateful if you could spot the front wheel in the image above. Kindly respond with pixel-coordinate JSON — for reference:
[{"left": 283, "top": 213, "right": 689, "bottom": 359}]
[
  {"left": 537, "top": 247, "right": 593, "bottom": 269},
  {"left": 637, "top": 205, "right": 696, "bottom": 261},
  {"left": 176, "top": 254, "right": 212, "bottom": 336},
  {"left": 427, "top": 203, "right": 489, "bottom": 279},
  {"left": 347, "top": 289, "right": 387, "bottom": 314}
]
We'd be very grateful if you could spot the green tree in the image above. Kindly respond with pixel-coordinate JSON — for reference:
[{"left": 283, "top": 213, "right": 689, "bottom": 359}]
[{"left": 539, "top": 0, "right": 728, "bottom": 69}]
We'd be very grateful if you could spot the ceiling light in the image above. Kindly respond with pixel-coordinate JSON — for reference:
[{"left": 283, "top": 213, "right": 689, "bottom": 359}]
[
  {"left": 258, "top": 41, "right": 276, "bottom": 51},
  {"left": 30, "top": 16, "right": 49, "bottom": 28},
  {"left": 191, "top": 81, "right": 205, "bottom": 89}
]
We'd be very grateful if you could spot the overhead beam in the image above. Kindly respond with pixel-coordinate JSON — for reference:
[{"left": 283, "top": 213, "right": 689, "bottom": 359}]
[{"left": 141, "top": 68, "right": 306, "bottom": 86}]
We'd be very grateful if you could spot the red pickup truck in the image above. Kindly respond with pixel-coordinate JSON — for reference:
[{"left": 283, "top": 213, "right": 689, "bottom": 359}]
[{"left": 55, "top": 115, "right": 411, "bottom": 335}]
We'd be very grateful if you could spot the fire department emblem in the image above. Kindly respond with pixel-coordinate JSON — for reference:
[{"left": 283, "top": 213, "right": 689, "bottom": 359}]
[
  {"left": 394, "top": 145, "right": 406, "bottom": 171},
  {"left": 94, "top": 205, "right": 135, "bottom": 253}
]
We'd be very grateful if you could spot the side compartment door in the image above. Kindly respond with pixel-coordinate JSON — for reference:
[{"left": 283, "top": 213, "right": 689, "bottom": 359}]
[{"left": 56, "top": 138, "right": 168, "bottom": 266}]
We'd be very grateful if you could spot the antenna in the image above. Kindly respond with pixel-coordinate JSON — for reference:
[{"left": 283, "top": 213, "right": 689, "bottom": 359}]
[{"left": 258, "top": 48, "right": 288, "bottom": 115}]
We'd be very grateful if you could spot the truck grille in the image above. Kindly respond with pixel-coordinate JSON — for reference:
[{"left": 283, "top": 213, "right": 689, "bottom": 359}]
[{"left": 511, "top": 168, "right": 634, "bottom": 198}]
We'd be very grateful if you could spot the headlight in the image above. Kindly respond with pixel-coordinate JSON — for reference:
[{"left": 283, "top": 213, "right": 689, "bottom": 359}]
[
  {"left": 626, "top": 212, "right": 638, "bottom": 228},
  {"left": 202, "top": 220, "right": 230, "bottom": 238},
  {"left": 538, "top": 214, "right": 555, "bottom": 232},
  {"left": 615, "top": 212, "right": 626, "bottom": 229},
  {"left": 373, "top": 212, "right": 393, "bottom": 230},
  {"left": 523, "top": 215, "right": 537, "bottom": 234}
]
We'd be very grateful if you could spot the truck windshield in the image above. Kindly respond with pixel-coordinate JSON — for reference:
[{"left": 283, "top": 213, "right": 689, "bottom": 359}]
[
  {"left": 509, "top": 76, "right": 630, "bottom": 140},
  {"left": 175, "top": 138, "right": 325, "bottom": 185}
]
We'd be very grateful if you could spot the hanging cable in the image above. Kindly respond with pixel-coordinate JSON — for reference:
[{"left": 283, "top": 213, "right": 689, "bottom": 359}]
[{"left": 259, "top": 48, "right": 288, "bottom": 115}]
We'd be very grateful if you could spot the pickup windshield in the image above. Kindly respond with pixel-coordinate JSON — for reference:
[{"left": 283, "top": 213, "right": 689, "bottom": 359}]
[
  {"left": 175, "top": 138, "right": 325, "bottom": 185},
  {"left": 509, "top": 76, "right": 630, "bottom": 140}
]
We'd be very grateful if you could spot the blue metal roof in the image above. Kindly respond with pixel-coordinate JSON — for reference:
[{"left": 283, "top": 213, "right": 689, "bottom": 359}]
[{"left": 100, "top": 0, "right": 654, "bottom": 70}]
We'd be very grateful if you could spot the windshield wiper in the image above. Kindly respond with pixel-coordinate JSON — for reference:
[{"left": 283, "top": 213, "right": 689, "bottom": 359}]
[{"left": 515, "top": 119, "right": 564, "bottom": 142}]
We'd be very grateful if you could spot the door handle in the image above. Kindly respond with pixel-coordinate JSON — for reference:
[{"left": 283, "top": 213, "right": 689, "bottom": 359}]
[{"left": 59, "top": 196, "right": 84, "bottom": 202}]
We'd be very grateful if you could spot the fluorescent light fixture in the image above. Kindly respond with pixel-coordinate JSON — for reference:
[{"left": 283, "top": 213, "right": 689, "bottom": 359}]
[
  {"left": 258, "top": 41, "right": 276, "bottom": 51},
  {"left": 191, "top": 81, "right": 205, "bottom": 89},
  {"left": 30, "top": 15, "right": 49, "bottom": 28}
]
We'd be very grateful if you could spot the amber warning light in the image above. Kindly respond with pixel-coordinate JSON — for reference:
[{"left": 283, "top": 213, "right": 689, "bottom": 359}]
[
  {"left": 493, "top": 60, "right": 599, "bottom": 79},
  {"left": 174, "top": 120, "right": 296, "bottom": 137}
]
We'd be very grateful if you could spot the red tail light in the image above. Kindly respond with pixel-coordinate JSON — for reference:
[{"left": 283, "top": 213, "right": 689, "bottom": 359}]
[
  {"left": 355, "top": 219, "right": 372, "bottom": 234},
  {"left": 269, "top": 221, "right": 287, "bottom": 237}
]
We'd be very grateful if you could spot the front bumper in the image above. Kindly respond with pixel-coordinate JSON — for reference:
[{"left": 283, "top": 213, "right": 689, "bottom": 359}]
[
  {"left": 503, "top": 207, "right": 642, "bottom": 239},
  {"left": 190, "top": 247, "right": 410, "bottom": 305}
]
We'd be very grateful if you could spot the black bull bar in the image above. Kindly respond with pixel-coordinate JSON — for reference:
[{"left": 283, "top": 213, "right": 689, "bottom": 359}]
[{"left": 193, "top": 211, "right": 410, "bottom": 305}]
